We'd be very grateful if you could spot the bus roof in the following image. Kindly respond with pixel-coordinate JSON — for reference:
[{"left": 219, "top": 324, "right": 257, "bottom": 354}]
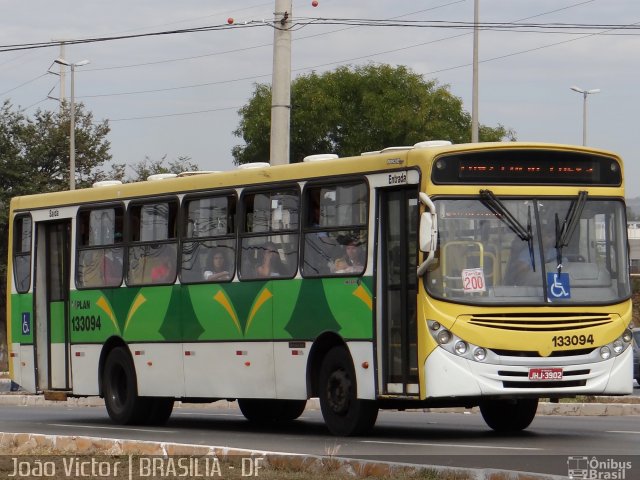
[{"left": 9, "top": 141, "right": 622, "bottom": 212}]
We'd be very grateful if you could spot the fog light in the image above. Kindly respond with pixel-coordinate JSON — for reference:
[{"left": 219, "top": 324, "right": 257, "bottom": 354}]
[
  {"left": 455, "top": 341, "right": 468, "bottom": 355},
  {"left": 473, "top": 347, "right": 487, "bottom": 361},
  {"left": 600, "top": 346, "right": 611, "bottom": 360},
  {"left": 612, "top": 340, "right": 624, "bottom": 354},
  {"left": 437, "top": 329, "right": 452, "bottom": 344}
]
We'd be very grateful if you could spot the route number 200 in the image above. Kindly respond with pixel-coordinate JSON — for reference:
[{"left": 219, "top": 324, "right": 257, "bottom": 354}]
[{"left": 462, "top": 268, "right": 486, "bottom": 293}]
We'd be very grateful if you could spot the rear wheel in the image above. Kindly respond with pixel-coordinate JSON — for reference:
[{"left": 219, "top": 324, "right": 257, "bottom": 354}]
[
  {"left": 145, "top": 397, "right": 174, "bottom": 425},
  {"left": 238, "top": 399, "right": 307, "bottom": 424},
  {"left": 318, "top": 346, "right": 378, "bottom": 436},
  {"left": 102, "top": 347, "right": 149, "bottom": 425},
  {"left": 480, "top": 398, "right": 538, "bottom": 432}
]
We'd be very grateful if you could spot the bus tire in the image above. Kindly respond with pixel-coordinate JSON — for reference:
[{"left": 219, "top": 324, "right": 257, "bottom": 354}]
[
  {"left": 103, "top": 347, "right": 149, "bottom": 425},
  {"left": 318, "top": 346, "right": 378, "bottom": 436},
  {"left": 480, "top": 398, "right": 538, "bottom": 432},
  {"left": 238, "top": 399, "right": 307, "bottom": 424},
  {"left": 145, "top": 398, "right": 174, "bottom": 425}
]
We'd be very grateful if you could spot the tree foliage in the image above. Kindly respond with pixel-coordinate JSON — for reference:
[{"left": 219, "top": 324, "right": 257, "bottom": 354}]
[
  {"left": 233, "top": 64, "right": 515, "bottom": 164},
  {"left": 0, "top": 100, "right": 112, "bottom": 355},
  {"left": 0, "top": 99, "right": 112, "bottom": 241},
  {"left": 108, "top": 155, "right": 198, "bottom": 183}
]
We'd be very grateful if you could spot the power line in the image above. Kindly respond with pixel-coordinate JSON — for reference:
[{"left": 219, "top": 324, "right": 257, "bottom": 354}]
[
  {"left": 85, "top": 0, "right": 467, "bottom": 73},
  {"left": 4, "top": 18, "right": 640, "bottom": 55},
  {"left": 0, "top": 73, "right": 47, "bottom": 97},
  {"left": 110, "top": 105, "right": 239, "bottom": 122},
  {"left": 0, "top": 22, "right": 266, "bottom": 54}
]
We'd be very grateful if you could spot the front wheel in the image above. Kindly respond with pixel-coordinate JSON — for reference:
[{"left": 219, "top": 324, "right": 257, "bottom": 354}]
[
  {"left": 480, "top": 398, "right": 538, "bottom": 432},
  {"left": 102, "top": 347, "right": 149, "bottom": 425},
  {"left": 318, "top": 346, "right": 378, "bottom": 436},
  {"left": 238, "top": 399, "right": 307, "bottom": 424}
]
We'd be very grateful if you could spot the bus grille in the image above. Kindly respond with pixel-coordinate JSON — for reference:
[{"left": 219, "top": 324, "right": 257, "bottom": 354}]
[
  {"left": 499, "top": 369, "right": 590, "bottom": 389},
  {"left": 466, "top": 313, "right": 613, "bottom": 332},
  {"left": 502, "top": 380, "right": 587, "bottom": 388}
]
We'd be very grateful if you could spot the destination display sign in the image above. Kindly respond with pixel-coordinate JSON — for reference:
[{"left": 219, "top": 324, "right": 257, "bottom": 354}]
[{"left": 431, "top": 149, "right": 621, "bottom": 186}]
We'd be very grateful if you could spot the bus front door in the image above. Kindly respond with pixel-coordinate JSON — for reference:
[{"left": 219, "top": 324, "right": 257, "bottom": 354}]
[
  {"left": 377, "top": 188, "right": 419, "bottom": 396},
  {"left": 33, "top": 220, "right": 71, "bottom": 392}
]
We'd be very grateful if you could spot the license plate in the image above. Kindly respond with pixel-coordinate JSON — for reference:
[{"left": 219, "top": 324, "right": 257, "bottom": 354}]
[{"left": 528, "top": 367, "right": 563, "bottom": 381}]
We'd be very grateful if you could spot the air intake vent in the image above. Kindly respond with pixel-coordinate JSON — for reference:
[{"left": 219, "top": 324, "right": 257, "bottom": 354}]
[
  {"left": 466, "top": 313, "right": 613, "bottom": 332},
  {"left": 236, "top": 162, "right": 270, "bottom": 169},
  {"left": 303, "top": 154, "right": 338, "bottom": 162},
  {"left": 147, "top": 173, "right": 177, "bottom": 181},
  {"left": 92, "top": 180, "right": 122, "bottom": 188}
]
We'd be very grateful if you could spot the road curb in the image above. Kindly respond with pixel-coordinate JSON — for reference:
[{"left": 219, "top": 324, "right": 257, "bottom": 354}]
[
  {"left": 0, "top": 431, "right": 567, "bottom": 480},
  {"left": 1, "top": 393, "right": 639, "bottom": 416}
]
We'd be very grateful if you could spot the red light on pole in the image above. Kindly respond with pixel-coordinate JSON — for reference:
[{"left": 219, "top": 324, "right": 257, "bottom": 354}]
[
  {"left": 227, "top": 17, "right": 234, "bottom": 25},
  {"left": 312, "top": 0, "right": 318, "bottom": 7}
]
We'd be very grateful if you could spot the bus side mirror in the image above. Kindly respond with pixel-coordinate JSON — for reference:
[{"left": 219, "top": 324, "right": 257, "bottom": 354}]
[
  {"left": 419, "top": 212, "right": 436, "bottom": 252},
  {"left": 417, "top": 193, "right": 438, "bottom": 276}
]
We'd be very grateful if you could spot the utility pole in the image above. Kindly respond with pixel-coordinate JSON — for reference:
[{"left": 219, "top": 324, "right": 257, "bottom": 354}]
[
  {"left": 51, "top": 40, "right": 67, "bottom": 109},
  {"left": 269, "top": 0, "right": 292, "bottom": 165},
  {"left": 59, "top": 42, "right": 66, "bottom": 105},
  {"left": 471, "top": 0, "right": 479, "bottom": 143}
]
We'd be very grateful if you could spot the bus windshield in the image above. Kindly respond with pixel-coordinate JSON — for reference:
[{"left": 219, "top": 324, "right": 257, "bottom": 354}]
[{"left": 426, "top": 197, "right": 630, "bottom": 304}]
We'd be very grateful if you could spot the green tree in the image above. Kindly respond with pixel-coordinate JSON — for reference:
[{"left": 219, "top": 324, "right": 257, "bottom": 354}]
[
  {"left": 233, "top": 64, "right": 515, "bottom": 164},
  {"left": 0, "top": 100, "right": 112, "bottom": 363},
  {"left": 108, "top": 155, "right": 198, "bottom": 183}
]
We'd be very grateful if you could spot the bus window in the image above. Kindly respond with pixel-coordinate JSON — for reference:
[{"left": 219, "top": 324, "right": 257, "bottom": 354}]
[
  {"left": 240, "top": 188, "right": 299, "bottom": 280},
  {"left": 127, "top": 200, "right": 178, "bottom": 285},
  {"left": 13, "top": 215, "right": 32, "bottom": 293},
  {"left": 181, "top": 194, "right": 236, "bottom": 283},
  {"left": 76, "top": 207, "right": 124, "bottom": 288},
  {"left": 302, "top": 182, "right": 368, "bottom": 277}
]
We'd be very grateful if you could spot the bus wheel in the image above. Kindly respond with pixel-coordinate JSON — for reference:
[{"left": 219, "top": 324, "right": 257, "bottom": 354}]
[
  {"left": 318, "top": 346, "right": 378, "bottom": 436},
  {"left": 238, "top": 399, "right": 307, "bottom": 423},
  {"left": 103, "top": 347, "right": 149, "bottom": 425},
  {"left": 480, "top": 398, "right": 538, "bottom": 432},
  {"left": 145, "top": 398, "right": 174, "bottom": 425}
]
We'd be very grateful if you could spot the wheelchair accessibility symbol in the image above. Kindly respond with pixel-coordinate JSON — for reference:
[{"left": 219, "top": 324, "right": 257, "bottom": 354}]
[
  {"left": 547, "top": 272, "right": 571, "bottom": 299},
  {"left": 21, "top": 312, "right": 31, "bottom": 335}
]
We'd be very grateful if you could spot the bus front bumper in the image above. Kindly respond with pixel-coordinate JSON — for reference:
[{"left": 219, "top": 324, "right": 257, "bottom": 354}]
[{"left": 424, "top": 345, "right": 633, "bottom": 398}]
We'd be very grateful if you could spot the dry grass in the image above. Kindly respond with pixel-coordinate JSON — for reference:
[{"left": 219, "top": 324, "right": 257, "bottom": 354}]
[{"left": 0, "top": 446, "right": 471, "bottom": 480}]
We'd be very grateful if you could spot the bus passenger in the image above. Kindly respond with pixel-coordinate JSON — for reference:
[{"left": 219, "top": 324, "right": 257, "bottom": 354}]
[
  {"left": 204, "top": 249, "right": 231, "bottom": 281},
  {"left": 150, "top": 247, "right": 175, "bottom": 283},
  {"left": 256, "top": 241, "right": 283, "bottom": 277},
  {"left": 334, "top": 237, "right": 364, "bottom": 273}
]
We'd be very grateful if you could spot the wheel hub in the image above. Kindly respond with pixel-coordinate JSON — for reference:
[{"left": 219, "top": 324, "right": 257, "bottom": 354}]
[{"left": 327, "top": 369, "right": 351, "bottom": 415}]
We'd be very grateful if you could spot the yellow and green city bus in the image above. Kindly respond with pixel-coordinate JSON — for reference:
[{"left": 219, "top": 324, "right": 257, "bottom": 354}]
[{"left": 6, "top": 141, "right": 634, "bottom": 435}]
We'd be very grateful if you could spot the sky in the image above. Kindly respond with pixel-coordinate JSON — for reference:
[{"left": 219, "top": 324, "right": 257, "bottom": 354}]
[{"left": 1, "top": 0, "right": 639, "bottom": 198}]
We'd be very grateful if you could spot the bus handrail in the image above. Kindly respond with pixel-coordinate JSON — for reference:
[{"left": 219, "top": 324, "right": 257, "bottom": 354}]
[{"left": 417, "top": 192, "right": 438, "bottom": 276}]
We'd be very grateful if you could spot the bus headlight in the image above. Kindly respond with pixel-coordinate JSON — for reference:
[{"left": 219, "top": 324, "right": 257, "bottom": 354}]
[
  {"left": 427, "top": 320, "right": 492, "bottom": 363},
  {"left": 437, "top": 330, "right": 452, "bottom": 345},
  {"left": 454, "top": 341, "right": 468, "bottom": 355},
  {"left": 612, "top": 340, "right": 624, "bottom": 354},
  {"left": 473, "top": 348, "right": 487, "bottom": 362},
  {"left": 598, "top": 326, "right": 633, "bottom": 360}
]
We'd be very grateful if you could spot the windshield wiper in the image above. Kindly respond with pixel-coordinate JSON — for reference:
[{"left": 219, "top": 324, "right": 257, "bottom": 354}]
[
  {"left": 480, "top": 189, "right": 535, "bottom": 270},
  {"left": 554, "top": 190, "right": 588, "bottom": 272}
]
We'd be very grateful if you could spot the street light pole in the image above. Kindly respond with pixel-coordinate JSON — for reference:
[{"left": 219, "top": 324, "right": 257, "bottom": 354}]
[
  {"left": 54, "top": 58, "right": 89, "bottom": 190},
  {"left": 570, "top": 86, "right": 600, "bottom": 146}
]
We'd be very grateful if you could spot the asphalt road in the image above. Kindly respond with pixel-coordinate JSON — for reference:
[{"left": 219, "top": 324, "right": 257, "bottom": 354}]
[{"left": 1, "top": 402, "right": 639, "bottom": 477}]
